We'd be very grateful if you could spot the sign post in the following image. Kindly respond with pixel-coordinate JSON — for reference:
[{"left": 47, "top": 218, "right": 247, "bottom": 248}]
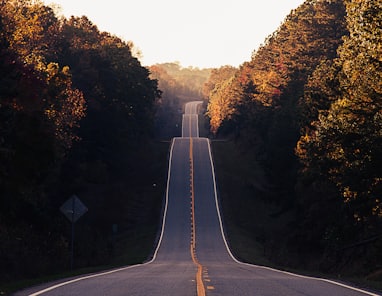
[{"left": 60, "top": 195, "right": 88, "bottom": 270}]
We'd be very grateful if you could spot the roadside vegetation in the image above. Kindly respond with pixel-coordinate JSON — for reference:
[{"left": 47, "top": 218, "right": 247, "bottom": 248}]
[
  {"left": 212, "top": 140, "right": 382, "bottom": 292},
  {"left": 204, "top": 0, "right": 382, "bottom": 288},
  {"left": 0, "top": 0, "right": 167, "bottom": 293}
]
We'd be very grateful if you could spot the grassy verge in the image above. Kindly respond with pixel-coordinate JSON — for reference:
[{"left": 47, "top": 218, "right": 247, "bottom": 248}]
[
  {"left": 211, "top": 140, "right": 274, "bottom": 266},
  {"left": 1, "top": 140, "right": 170, "bottom": 295},
  {"left": 198, "top": 112, "right": 210, "bottom": 138},
  {"left": 111, "top": 140, "right": 170, "bottom": 265},
  {"left": 211, "top": 139, "right": 382, "bottom": 294}
]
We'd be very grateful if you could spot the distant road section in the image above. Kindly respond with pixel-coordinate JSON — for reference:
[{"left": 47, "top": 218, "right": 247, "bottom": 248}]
[
  {"left": 182, "top": 100, "right": 203, "bottom": 137},
  {"left": 16, "top": 101, "right": 380, "bottom": 296}
]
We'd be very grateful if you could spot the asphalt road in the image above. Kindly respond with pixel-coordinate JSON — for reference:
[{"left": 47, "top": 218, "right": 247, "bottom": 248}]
[{"left": 15, "top": 101, "right": 380, "bottom": 296}]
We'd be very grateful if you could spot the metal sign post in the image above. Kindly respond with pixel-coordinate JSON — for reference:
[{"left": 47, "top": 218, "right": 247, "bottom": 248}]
[{"left": 60, "top": 195, "right": 88, "bottom": 270}]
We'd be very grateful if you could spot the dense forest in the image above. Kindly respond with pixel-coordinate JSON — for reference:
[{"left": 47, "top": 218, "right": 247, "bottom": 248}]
[
  {"left": 0, "top": 0, "right": 167, "bottom": 286},
  {"left": 205, "top": 0, "right": 382, "bottom": 279},
  {"left": 150, "top": 62, "right": 211, "bottom": 138}
]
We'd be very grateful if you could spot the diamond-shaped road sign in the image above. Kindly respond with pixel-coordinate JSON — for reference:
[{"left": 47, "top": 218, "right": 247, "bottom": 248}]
[{"left": 60, "top": 195, "right": 88, "bottom": 223}]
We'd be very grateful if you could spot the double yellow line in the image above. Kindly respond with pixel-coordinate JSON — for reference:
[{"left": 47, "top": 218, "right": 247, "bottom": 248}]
[{"left": 189, "top": 115, "right": 206, "bottom": 296}]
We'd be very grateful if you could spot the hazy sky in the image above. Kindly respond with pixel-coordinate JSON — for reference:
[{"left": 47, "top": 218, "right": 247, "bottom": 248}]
[{"left": 44, "top": 0, "right": 306, "bottom": 68}]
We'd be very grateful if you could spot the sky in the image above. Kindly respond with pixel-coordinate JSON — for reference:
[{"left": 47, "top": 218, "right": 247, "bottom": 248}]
[{"left": 43, "top": 0, "right": 306, "bottom": 69}]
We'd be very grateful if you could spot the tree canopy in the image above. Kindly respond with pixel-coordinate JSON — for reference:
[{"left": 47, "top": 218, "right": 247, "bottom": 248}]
[
  {"left": 0, "top": 0, "right": 161, "bottom": 283},
  {"left": 205, "top": 0, "right": 382, "bottom": 277}
]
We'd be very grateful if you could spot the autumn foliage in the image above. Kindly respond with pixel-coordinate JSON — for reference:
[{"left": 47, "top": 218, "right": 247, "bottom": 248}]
[
  {"left": 0, "top": 0, "right": 161, "bottom": 283},
  {"left": 205, "top": 0, "right": 382, "bottom": 277}
]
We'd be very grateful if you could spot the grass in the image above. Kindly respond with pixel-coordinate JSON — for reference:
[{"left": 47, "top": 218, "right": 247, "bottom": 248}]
[
  {"left": 198, "top": 112, "right": 211, "bottom": 138},
  {"left": 210, "top": 140, "right": 274, "bottom": 265},
  {"left": 1, "top": 140, "right": 170, "bottom": 295},
  {"left": 210, "top": 139, "right": 382, "bottom": 294}
]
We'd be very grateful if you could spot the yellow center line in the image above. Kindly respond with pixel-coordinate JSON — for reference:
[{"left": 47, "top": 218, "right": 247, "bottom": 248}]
[{"left": 189, "top": 129, "right": 206, "bottom": 296}]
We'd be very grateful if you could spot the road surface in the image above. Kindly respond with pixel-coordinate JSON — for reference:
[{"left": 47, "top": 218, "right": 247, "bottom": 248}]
[{"left": 15, "top": 101, "right": 380, "bottom": 296}]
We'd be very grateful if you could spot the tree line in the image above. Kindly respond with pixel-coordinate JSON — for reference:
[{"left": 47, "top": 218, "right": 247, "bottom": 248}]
[
  {"left": 204, "top": 0, "right": 382, "bottom": 278},
  {"left": 0, "top": 0, "right": 163, "bottom": 284}
]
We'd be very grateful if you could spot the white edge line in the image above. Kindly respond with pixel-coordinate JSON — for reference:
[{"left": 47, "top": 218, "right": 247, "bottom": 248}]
[
  {"left": 181, "top": 115, "right": 185, "bottom": 138},
  {"left": 196, "top": 101, "right": 203, "bottom": 138},
  {"left": 29, "top": 101, "right": 203, "bottom": 296},
  {"left": 28, "top": 139, "right": 176, "bottom": 296},
  {"left": 190, "top": 101, "right": 203, "bottom": 138},
  {"left": 151, "top": 137, "right": 174, "bottom": 261},
  {"left": 183, "top": 101, "right": 202, "bottom": 138},
  {"left": 195, "top": 114, "right": 200, "bottom": 138},
  {"left": 206, "top": 139, "right": 381, "bottom": 296}
]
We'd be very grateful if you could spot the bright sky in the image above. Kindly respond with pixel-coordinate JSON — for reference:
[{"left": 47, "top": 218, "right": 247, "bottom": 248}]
[{"left": 44, "top": 0, "right": 306, "bottom": 69}]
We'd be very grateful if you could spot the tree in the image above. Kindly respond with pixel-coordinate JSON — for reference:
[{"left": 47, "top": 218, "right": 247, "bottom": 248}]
[
  {"left": 298, "top": 0, "right": 382, "bottom": 225},
  {"left": 0, "top": 1, "right": 161, "bottom": 282},
  {"left": 204, "top": 66, "right": 238, "bottom": 134},
  {"left": 44, "top": 63, "right": 86, "bottom": 151}
]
